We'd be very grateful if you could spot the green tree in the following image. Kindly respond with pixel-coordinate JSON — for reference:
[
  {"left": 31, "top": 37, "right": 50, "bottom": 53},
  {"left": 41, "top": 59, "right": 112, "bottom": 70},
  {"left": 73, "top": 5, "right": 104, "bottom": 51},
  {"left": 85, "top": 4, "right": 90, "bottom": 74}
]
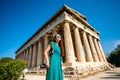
[
  {"left": 0, "top": 57, "right": 27, "bottom": 80},
  {"left": 107, "top": 44, "right": 120, "bottom": 67}
]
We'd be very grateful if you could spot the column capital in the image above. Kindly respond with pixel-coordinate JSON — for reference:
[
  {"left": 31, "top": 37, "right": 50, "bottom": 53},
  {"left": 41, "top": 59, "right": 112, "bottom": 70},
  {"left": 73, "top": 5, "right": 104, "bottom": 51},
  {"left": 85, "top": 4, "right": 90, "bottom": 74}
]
[
  {"left": 87, "top": 34, "right": 92, "bottom": 37},
  {"left": 44, "top": 34, "right": 48, "bottom": 37},
  {"left": 72, "top": 26, "right": 78, "bottom": 30},
  {"left": 81, "top": 30, "right": 86, "bottom": 34},
  {"left": 93, "top": 36, "right": 100, "bottom": 41},
  {"left": 33, "top": 43, "right": 37, "bottom": 46},
  {"left": 64, "top": 20, "right": 69, "bottom": 24}
]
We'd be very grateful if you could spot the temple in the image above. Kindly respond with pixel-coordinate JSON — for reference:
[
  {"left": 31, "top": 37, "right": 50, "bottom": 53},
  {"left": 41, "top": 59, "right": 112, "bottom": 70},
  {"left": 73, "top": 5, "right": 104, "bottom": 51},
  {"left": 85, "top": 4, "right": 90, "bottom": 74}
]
[{"left": 15, "top": 5, "right": 110, "bottom": 76}]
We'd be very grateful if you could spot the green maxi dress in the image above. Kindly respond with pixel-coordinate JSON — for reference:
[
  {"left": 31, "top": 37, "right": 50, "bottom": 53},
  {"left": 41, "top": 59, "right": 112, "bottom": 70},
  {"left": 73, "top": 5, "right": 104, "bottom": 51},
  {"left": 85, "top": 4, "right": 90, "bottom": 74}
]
[{"left": 46, "top": 41, "right": 63, "bottom": 80}]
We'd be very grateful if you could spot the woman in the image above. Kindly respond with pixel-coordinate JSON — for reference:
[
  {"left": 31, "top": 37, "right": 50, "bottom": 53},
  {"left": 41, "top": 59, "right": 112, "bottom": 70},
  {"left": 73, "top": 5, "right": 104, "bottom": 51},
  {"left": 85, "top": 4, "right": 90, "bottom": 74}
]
[{"left": 44, "top": 34, "right": 64, "bottom": 80}]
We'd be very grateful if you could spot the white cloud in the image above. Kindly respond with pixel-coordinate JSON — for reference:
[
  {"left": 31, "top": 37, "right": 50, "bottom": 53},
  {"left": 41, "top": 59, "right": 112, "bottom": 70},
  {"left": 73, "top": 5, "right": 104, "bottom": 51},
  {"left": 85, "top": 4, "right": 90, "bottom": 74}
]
[
  {"left": 102, "top": 39, "right": 120, "bottom": 56},
  {"left": 114, "top": 40, "right": 120, "bottom": 47}
]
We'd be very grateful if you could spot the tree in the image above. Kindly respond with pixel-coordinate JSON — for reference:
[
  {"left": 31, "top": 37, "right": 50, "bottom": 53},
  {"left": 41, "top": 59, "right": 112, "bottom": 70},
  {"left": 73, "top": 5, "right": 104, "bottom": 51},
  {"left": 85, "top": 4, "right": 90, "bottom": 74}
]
[
  {"left": 107, "top": 44, "right": 120, "bottom": 67},
  {"left": 0, "top": 57, "right": 27, "bottom": 80}
]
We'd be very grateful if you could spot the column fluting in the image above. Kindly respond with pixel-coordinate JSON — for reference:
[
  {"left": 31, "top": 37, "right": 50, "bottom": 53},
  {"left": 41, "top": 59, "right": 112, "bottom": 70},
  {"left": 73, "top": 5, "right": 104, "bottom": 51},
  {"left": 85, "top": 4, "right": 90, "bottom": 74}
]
[{"left": 63, "top": 21, "right": 76, "bottom": 63}]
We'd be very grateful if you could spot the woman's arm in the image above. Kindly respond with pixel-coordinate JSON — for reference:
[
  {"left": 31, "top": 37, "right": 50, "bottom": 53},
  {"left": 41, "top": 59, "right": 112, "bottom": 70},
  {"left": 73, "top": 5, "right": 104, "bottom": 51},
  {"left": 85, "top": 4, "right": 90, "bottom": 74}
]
[{"left": 44, "top": 44, "right": 51, "bottom": 68}]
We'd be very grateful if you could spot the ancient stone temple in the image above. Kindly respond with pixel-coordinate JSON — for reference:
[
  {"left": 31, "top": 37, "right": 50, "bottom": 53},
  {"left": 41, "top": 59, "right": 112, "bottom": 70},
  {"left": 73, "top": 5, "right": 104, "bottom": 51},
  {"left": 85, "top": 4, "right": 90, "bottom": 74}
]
[{"left": 16, "top": 5, "right": 110, "bottom": 76}]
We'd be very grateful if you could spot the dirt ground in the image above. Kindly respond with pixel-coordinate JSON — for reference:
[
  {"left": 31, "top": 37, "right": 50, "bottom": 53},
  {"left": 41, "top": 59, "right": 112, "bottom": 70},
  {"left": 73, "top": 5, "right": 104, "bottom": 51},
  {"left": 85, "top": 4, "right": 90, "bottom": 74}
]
[{"left": 22, "top": 67, "right": 120, "bottom": 80}]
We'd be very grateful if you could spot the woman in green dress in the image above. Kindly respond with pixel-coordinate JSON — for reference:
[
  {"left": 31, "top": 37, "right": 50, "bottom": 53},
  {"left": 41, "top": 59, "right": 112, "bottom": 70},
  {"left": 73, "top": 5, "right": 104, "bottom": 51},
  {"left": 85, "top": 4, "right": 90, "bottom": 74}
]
[{"left": 44, "top": 34, "right": 64, "bottom": 80}]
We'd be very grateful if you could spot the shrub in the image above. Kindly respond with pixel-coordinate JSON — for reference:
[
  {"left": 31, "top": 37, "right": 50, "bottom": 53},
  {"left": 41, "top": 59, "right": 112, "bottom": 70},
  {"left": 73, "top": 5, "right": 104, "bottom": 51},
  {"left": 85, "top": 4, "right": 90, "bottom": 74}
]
[{"left": 0, "top": 57, "right": 27, "bottom": 80}]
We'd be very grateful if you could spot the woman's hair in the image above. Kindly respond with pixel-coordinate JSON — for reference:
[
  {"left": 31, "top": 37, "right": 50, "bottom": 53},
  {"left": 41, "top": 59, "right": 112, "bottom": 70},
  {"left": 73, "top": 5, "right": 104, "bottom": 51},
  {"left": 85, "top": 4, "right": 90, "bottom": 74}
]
[
  {"left": 53, "top": 34, "right": 61, "bottom": 42},
  {"left": 53, "top": 34, "right": 65, "bottom": 57}
]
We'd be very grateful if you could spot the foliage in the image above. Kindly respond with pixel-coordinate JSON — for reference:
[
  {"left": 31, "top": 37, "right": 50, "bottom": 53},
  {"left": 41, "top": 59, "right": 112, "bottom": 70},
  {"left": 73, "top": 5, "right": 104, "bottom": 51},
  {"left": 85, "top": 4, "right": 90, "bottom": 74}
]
[
  {"left": 0, "top": 57, "right": 27, "bottom": 80},
  {"left": 0, "top": 57, "right": 14, "bottom": 63},
  {"left": 107, "top": 44, "right": 120, "bottom": 67}
]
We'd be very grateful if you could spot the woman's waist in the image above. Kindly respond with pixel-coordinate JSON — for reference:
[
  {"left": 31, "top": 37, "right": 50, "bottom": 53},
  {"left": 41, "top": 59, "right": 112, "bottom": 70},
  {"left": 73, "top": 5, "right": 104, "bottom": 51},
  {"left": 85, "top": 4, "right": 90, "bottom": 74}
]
[{"left": 50, "top": 53, "right": 61, "bottom": 57}]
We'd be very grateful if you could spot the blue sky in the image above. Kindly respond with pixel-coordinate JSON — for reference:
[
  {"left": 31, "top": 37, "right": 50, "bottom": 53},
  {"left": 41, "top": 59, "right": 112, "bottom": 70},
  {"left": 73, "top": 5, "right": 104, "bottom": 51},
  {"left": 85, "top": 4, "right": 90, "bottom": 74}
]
[{"left": 0, "top": 0, "right": 120, "bottom": 59}]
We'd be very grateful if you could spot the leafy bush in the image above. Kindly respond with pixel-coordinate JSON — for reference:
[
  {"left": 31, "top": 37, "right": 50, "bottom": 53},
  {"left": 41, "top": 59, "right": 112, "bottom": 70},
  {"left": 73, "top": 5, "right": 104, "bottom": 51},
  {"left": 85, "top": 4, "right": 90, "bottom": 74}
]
[
  {"left": 0, "top": 57, "right": 13, "bottom": 63},
  {"left": 0, "top": 57, "right": 27, "bottom": 80}
]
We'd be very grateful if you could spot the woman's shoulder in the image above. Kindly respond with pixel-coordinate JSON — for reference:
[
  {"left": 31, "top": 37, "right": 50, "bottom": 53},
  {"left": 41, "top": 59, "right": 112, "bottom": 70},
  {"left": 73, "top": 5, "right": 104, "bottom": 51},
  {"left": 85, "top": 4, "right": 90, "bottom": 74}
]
[
  {"left": 50, "top": 41, "right": 54, "bottom": 44},
  {"left": 50, "top": 41, "right": 55, "bottom": 46}
]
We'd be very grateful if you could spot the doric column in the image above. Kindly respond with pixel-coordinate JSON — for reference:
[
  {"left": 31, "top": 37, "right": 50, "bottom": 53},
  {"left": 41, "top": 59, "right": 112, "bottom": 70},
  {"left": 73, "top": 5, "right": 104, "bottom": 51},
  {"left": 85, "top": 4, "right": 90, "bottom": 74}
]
[
  {"left": 19, "top": 54, "right": 21, "bottom": 59},
  {"left": 63, "top": 21, "right": 75, "bottom": 63},
  {"left": 82, "top": 31, "right": 93, "bottom": 62},
  {"left": 30, "top": 45, "right": 33, "bottom": 68},
  {"left": 44, "top": 35, "right": 49, "bottom": 51},
  {"left": 93, "top": 38, "right": 103, "bottom": 62},
  {"left": 25, "top": 50, "right": 27, "bottom": 61},
  {"left": 26, "top": 48, "right": 28, "bottom": 63},
  {"left": 74, "top": 27, "right": 86, "bottom": 62},
  {"left": 97, "top": 41, "right": 108, "bottom": 63},
  {"left": 20, "top": 52, "right": 25, "bottom": 60},
  {"left": 19, "top": 53, "right": 23, "bottom": 60},
  {"left": 27, "top": 47, "right": 30, "bottom": 68},
  {"left": 21, "top": 53, "right": 22, "bottom": 59},
  {"left": 44, "top": 35, "right": 49, "bottom": 63},
  {"left": 23, "top": 50, "right": 26, "bottom": 60},
  {"left": 31, "top": 43, "right": 37, "bottom": 68},
  {"left": 36, "top": 40, "right": 43, "bottom": 67},
  {"left": 21, "top": 52, "right": 23, "bottom": 60},
  {"left": 88, "top": 35, "right": 99, "bottom": 62},
  {"left": 28, "top": 46, "right": 32, "bottom": 68}
]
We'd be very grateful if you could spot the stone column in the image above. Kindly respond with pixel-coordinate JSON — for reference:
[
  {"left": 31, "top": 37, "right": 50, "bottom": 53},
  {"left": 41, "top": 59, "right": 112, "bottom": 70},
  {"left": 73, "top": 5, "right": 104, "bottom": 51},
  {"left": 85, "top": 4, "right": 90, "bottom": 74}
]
[
  {"left": 23, "top": 50, "right": 26, "bottom": 61},
  {"left": 28, "top": 46, "right": 32, "bottom": 68},
  {"left": 21, "top": 52, "right": 23, "bottom": 60},
  {"left": 36, "top": 40, "right": 43, "bottom": 67},
  {"left": 63, "top": 21, "right": 75, "bottom": 63},
  {"left": 82, "top": 31, "right": 93, "bottom": 62},
  {"left": 26, "top": 48, "right": 28, "bottom": 63},
  {"left": 74, "top": 27, "right": 86, "bottom": 62},
  {"left": 97, "top": 41, "right": 108, "bottom": 63},
  {"left": 20, "top": 52, "right": 25, "bottom": 60},
  {"left": 30, "top": 45, "right": 33, "bottom": 68},
  {"left": 31, "top": 43, "right": 37, "bottom": 68},
  {"left": 20, "top": 54, "right": 21, "bottom": 60},
  {"left": 44, "top": 36, "right": 49, "bottom": 51},
  {"left": 93, "top": 38, "right": 103, "bottom": 62},
  {"left": 25, "top": 51, "right": 27, "bottom": 61},
  {"left": 27, "top": 47, "right": 29, "bottom": 68},
  {"left": 27, "top": 48, "right": 30, "bottom": 63},
  {"left": 88, "top": 35, "right": 99, "bottom": 62},
  {"left": 44, "top": 35, "right": 49, "bottom": 63}
]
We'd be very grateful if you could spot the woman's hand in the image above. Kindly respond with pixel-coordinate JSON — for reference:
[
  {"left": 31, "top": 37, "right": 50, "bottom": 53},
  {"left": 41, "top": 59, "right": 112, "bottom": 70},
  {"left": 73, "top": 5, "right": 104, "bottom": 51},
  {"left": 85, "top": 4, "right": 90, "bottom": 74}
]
[{"left": 46, "top": 62, "right": 49, "bottom": 68}]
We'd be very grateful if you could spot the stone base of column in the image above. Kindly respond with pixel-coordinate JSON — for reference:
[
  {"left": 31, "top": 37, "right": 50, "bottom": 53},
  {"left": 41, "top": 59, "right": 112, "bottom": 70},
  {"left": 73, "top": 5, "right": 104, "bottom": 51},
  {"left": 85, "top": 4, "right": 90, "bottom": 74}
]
[
  {"left": 62, "top": 62, "right": 112, "bottom": 78},
  {"left": 65, "top": 56, "right": 76, "bottom": 63},
  {"left": 26, "top": 62, "right": 113, "bottom": 80}
]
